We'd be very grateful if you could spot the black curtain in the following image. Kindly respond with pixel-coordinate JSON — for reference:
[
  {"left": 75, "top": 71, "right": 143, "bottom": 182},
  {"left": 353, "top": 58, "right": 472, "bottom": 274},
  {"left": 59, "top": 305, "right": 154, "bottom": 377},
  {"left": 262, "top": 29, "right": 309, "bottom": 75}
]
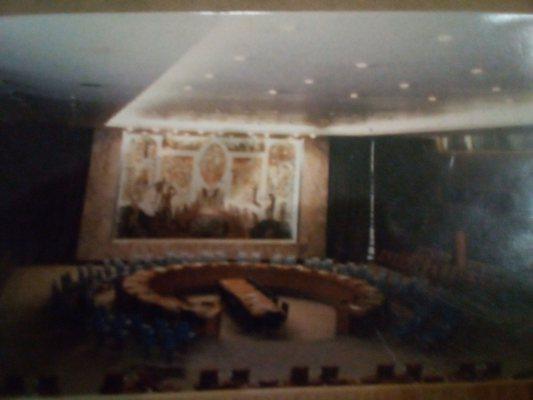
[
  {"left": 327, "top": 137, "right": 371, "bottom": 261},
  {"left": 374, "top": 137, "right": 447, "bottom": 254}
]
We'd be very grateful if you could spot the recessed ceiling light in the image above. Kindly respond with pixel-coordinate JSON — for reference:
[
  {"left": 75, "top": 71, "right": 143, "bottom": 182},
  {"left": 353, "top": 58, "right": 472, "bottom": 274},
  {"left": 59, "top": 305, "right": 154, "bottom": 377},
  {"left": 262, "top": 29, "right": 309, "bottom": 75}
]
[
  {"left": 399, "top": 82, "right": 410, "bottom": 90},
  {"left": 268, "top": 89, "right": 277, "bottom": 95},
  {"left": 280, "top": 24, "right": 295, "bottom": 32},
  {"left": 205, "top": 73, "right": 214, "bottom": 79},
  {"left": 184, "top": 85, "right": 193, "bottom": 91},
  {"left": 470, "top": 67, "right": 484, "bottom": 75},
  {"left": 437, "top": 34, "right": 453, "bottom": 43},
  {"left": 304, "top": 78, "right": 314, "bottom": 85},
  {"left": 355, "top": 62, "right": 368, "bottom": 69},
  {"left": 491, "top": 86, "right": 501, "bottom": 93},
  {"left": 234, "top": 55, "right": 246, "bottom": 62},
  {"left": 350, "top": 92, "right": 359, "bottom": 99},
  {"left": 428, "top": 95, "right": 437, "bottom": 102}
]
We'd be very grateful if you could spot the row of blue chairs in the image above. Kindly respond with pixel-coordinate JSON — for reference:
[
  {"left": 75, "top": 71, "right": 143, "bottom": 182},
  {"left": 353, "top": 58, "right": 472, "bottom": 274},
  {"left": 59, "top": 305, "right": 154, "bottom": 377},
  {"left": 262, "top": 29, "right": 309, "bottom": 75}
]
[
  {"left": 51, "top": 268, "right": 196, "bottom": 363},
  {"left": 60, "top": 257, "right": 463, "bottom": 350},
  {"left": 91, "top": 308, "right": 195, "bottom": 363}
]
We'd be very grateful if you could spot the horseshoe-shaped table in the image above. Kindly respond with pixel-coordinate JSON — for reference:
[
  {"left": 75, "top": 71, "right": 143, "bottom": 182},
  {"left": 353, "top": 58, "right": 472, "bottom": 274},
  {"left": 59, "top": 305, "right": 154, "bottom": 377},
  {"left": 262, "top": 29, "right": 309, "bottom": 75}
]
[{"left": 121, "top": 262, "right": 384, "bottom": 337}]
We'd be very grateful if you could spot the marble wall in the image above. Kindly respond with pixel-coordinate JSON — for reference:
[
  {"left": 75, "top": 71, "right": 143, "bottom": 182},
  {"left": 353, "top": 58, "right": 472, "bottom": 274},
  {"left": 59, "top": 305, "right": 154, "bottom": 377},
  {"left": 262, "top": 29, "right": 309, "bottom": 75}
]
[{"left": 77, "top": 129, "right": 329, "bottom": 260}]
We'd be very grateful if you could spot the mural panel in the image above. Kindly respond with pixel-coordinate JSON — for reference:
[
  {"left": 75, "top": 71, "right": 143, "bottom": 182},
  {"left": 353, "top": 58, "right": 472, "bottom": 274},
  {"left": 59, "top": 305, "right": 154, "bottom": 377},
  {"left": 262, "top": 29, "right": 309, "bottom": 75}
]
[{"left": 116, "top": 133, "right": 302, "bottom": 240}]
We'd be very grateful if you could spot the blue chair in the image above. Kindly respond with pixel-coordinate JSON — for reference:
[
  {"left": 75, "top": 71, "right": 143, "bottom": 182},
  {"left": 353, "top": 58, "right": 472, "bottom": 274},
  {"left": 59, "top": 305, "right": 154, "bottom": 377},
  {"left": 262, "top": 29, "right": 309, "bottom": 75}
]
[
  {"left": 159, "top": 328, "right": 177, "bottom": 363},
  {"left": 60, "top": 273, "right": 73, "bottom": 291},
  {"left": 139, "top": 324, "right": 157, "bottom": 360},
  {"left": 175, "top": 321, "right": 195, "bottom": 345},
  {"left": 393, "top": 315, "right": 423, "bottom": 340}
]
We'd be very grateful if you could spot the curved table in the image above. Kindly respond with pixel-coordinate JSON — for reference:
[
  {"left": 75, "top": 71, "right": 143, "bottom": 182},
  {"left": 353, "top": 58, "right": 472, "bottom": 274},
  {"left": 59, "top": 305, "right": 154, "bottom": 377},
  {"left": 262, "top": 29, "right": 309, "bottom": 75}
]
[{"left": 121, "top": 262, "right": 384, "bottom": 336}]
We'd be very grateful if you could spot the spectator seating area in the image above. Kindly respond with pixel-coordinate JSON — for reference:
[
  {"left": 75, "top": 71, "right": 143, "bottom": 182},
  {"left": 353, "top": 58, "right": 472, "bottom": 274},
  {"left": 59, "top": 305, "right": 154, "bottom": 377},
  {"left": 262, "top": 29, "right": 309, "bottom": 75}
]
[{"left": 0, "top": 361, "right": 509, "bottom": 396}]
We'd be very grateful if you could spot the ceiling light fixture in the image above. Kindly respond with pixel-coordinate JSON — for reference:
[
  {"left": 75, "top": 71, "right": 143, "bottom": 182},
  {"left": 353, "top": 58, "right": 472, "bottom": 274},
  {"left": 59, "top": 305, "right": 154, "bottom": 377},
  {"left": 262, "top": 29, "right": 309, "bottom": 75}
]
[
  {"left": 470, "top": 67, "right": 484, "bottom": 75},
  {"left": 234, "top": 55, "right": 246, "bottom": 62},
  {"left": 268, "top": 89, "right": 277, "bottom": 95},
  {"left": 304, "top": 78, "right": 314, "bottom": 85},
  {"left": 355, "top": 62, "right": 368, "bottom": 69},
  {"left": 437, "top": 34, "right": 453, "bottom": 43},
  {"left": 183, "top": 85, "right": 193, "bottom": 91},
  {"left": 350, "top": 92, "right": 359, "bottom": 99},
  {"left": 280, "top": 24, "right": 296, "bottom": 32},
  {"left": 428, "top": 95, "right": 437, "bottom": 102},
  {"left": 491, "top": 86, "right": 501, "bottom": 93},
  {"left": 399, "top": 82, "right": 410, "bottom": 90}
]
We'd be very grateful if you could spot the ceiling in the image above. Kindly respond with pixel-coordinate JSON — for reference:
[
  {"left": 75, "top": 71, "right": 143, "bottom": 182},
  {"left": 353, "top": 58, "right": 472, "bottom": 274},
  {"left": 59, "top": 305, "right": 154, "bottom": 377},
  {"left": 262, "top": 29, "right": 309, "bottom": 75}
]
[{"left": 1, "top": 11, "right": 533, "bottom": 135}]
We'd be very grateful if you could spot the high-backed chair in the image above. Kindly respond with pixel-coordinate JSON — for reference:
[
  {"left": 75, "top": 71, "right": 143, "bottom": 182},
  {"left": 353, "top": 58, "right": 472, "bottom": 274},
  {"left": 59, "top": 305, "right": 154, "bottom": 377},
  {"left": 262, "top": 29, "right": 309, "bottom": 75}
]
[
  {"left": 2, "top": 375, "right": 26, "bottom": 397},
  {"left": 361, "top": 364, "right": 396, "bottom": 384},
  {"left": 319, "top": 366, "right": 339, "bottom": 385},
  {"left": 377, "top": 364, "right": 396, "bottom": 381},
  {"left": 36, "top": 375, "right": 60, "bottom": 396},
  {"left": 196, "top": 369, "right": 219, "bottom": 390},
  {"left": 405, "top": 363, "right": 423, "bottom": 381},
  {"left": 396, "top": 363, "right": 423, "bottom": 383},
  {"left": 221, "top": 368, "right": 251, "bottom": 388},
  {"left": 451, "top": 362, "right": 477, "bottom": 382},
  {"left": 480, "top": 361, "right": 502, "bottom": 380},
  {"left": 100, "top": 372, "right": 125, "bottom": 394},
  {"left": 289, "top": 366, "right": 310, "bottom": 386}
]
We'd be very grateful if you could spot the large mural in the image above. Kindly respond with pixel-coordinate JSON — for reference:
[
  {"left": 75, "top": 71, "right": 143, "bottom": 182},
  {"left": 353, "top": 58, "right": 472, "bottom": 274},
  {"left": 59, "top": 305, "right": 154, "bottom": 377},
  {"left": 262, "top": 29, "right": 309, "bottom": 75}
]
[{"left": 116, "top": 132, "right": 302, "bottom": 240}]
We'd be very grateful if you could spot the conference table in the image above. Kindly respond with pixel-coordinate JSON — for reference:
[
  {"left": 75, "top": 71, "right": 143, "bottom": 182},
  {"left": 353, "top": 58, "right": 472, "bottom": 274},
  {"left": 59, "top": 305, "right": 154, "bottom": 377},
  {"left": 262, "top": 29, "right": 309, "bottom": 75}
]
[
  {"left": 121, "top": 262, "right": 384, "bottom": 337},
  {"left": 219, "top": 278, "right": 287, "bottom": 329}
]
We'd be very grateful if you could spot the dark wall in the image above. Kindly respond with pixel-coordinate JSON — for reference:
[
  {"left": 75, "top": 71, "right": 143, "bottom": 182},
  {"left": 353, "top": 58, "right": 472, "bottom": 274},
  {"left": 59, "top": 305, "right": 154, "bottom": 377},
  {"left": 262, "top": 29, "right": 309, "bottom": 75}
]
[
  {"left": 0, "top": 122, "right": 93, "bottom": 266},
  {"left": 444, "top": 152, "right": 532, "bottom": 268},
  {"left": 328, "top": 133, "right": 532, "bottom": 270}
]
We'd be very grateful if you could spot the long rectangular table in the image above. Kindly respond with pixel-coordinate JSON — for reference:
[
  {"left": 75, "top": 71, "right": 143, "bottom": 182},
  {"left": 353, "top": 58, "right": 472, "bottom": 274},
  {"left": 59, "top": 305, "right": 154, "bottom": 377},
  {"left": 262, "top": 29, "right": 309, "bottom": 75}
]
[{"left": 219, "top": 278, "right": 286, "bottom": 328}]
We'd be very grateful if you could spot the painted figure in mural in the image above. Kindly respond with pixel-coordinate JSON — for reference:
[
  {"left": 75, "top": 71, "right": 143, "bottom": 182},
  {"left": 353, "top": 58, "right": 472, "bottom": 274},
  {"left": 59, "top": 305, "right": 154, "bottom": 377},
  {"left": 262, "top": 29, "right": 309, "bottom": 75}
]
[
  {"left": 250, "top": 193, "right": 292, "bottom": 239},
  {"left": 138, "top": 181, "right": 164, "bottom": 217}
]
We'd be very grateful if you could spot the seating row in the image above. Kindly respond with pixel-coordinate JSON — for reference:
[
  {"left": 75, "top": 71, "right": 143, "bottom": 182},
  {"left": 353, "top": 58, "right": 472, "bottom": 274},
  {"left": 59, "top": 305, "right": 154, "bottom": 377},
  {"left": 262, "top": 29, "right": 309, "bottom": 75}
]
[{"left": 98, "top": 361, "right": 505, "bottom": 394}]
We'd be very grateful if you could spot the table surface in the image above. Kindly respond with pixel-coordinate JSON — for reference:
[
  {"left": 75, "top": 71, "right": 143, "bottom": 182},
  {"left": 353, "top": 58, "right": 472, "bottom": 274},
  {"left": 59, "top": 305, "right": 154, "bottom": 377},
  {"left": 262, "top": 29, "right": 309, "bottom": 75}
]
[{"left": 219, "top": 278, "right": 281, "bottom": 318}]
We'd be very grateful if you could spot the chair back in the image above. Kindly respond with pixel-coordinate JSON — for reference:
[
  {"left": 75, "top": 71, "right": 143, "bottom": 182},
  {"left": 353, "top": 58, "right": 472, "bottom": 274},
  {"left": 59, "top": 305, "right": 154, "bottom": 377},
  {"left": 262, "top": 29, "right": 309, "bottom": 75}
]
[
  {"left": 457, "top": 362, "right": 477, "bottom": 380},
  {"left": 320, "top": 366, "right": 339, "bottom": 384},
  {"left": 482, "top": 361, "right": 502, "bottom": 379},
  {"left": 231, "top": 369, "right": 250, "bottom": 386},
  {"left": 100, "top": 372, "right": 125, "bottom": 394},
  {"left": 198, "top": 369, "right": 219, "bottom": 389},
  {"left": 377, "top": 364, "right": 395, "bottom": 380},
  {"left": 290, "top": 366, "right": 309, "bottom": 386},
  {"left": 405, "top": 363, "right": 423, "bottom": 381},
  {"left": 37, "top": 375, "right": 60, "bottom": 396},
  {"left": 2, "top": 375, "right": 26, "bottom": 396}
]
